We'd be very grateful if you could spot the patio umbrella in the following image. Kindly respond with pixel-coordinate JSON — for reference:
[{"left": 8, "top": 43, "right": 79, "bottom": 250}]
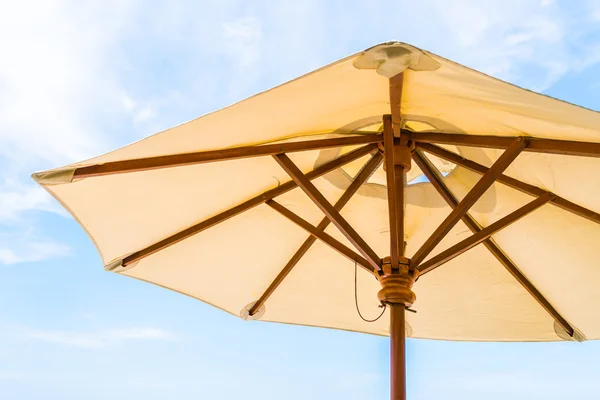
[{"left": 33, "top": 42, "right": 600, "bottom": 399}]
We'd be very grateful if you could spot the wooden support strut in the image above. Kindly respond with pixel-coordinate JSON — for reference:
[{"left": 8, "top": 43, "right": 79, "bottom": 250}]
[
  {"left": 412, "top": 150, "right": 574, "bottom": 337},
  {"left": 266, "top": 200, "right": 373, "bottom": 272},
  {"left": 410, "top": 137, "right": 527, "bottom": 267},
  {"left": 248, "top": 152, "right": 383, "bottom": 316},
  {"left": 416, "top": 192, "right": 555, "bottom": 274},
  {"left": 273, "top": 153, "right": 382, "bottom": 271}
]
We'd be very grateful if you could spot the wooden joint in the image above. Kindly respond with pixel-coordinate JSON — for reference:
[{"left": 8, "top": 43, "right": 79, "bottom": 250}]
[
  {"left": 382, "top": 256, "right": 410, "bottom": 269},
  {"left": 382, "top": 138, "right": 412, "bottom": 172},
  {"left": 377, "top": 258, "right": 418, "bottom": 306},
  {"left": 398, "top": 135, "right": 410, "bottom": 147},
  {"left": 393, "top": 142, "right": 412, "bottom": 171}
]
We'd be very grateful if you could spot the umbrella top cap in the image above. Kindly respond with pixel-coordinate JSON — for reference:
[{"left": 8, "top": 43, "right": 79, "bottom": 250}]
[{"left": 354, "top": 42, "right": 440, "bottom": 77}]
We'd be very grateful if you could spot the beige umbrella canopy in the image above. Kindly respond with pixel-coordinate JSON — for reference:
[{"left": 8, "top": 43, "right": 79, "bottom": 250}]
[{"left": 33, "top": 42, "right": 600, "bottom": 399}]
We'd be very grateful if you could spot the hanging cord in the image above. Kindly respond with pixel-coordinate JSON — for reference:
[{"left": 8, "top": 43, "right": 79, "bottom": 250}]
[{"left": 354, "top": 260, "right": 387, "bottom": 322}]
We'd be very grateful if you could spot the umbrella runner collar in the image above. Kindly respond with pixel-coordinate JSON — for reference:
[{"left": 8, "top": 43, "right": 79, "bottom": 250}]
[{"left": 377, "top": 257, "right": 418, "bottom": 308}]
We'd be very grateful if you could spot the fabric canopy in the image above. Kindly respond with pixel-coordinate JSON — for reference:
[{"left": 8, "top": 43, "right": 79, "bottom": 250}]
[{"left": 34, "top": 42, "right": 600, "bottom": 341}]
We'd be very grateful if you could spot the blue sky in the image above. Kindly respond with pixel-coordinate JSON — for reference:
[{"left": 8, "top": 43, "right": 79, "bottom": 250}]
[{"left": 1, "top": 0, "right": 600, "bottom": 399}]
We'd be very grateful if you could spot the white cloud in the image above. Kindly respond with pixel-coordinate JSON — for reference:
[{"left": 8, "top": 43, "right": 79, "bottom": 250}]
[
  {"left": 0, "top": 0, "right": 137, "bottom": 166},
  {"left": 591, "top": 10, "right": 600, "bottom": 25},
  {"left": 0, "top": 183, "right": 65, "bottom": 223},
  {"left": 133, "top": 104, "right": 157, "bottom": 124},
  {"left": 121, "top": 93, "right": 138, "bottom": 113},
  {"left": 0, "top": 181, "right": 71, "bottom": 265},
  {"left": 25, "top": 327, "right": 177, "bottom": 350},
  {"left": 221, "top": 17, "right": 263, "bottom": 69},
  {"left": 399, "top": 0, "right": 582, "bottom": 91},
  {"left": 219, "top": 16, "right": 264, "bottom": 99},
  {"left": 0, "top": 240, "right": 71, "bottom": 265},
  {"left": 0, "top": 224, "right": 71, "bottom": 265},
  {"left": 0, "top": 0, "right": 139, "bottom": 263},
  {"left": 121, "top": 92, "right": 158, "bottom": 126}
]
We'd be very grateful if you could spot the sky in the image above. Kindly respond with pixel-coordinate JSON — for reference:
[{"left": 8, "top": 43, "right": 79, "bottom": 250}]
[{"left": 1, "top": 0, "right": 600, "bottom": 399}]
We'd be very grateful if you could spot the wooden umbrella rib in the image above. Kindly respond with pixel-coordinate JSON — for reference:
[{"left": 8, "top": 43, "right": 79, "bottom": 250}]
[
  {"left": 410, "top": 138, "right": 528, "bottom": 267},
  {"left": 407, "top": 131, "right": 521, "bottom": 149},
  {"left": 266, "top": 200, "right": 374, "bottom": 273},
  {"left": 73, "top": 133, "right": 382, "bottom": 179},
  {"left": 407, "top": 130, "right": 600, "bottom": 158},
  {"left": 248, "top": 152, "right": 383, "bottom": 315},
  {"left": 413, "top": 151, "right": 574, "bottom": 336},
  {"left": 273, "top": 153, "right": 382, "bottom": 271},
  {"left": 417, "top": 192, "right": 554, "bottom": 274},
  {"left": 411, "top": 151, "right": 470, "bottom": 218},
  {"left": 416, "top": 143, "right": 546, "bottom": 195},
  {"left": 121, "top": 143, "right": 378, "bottom": 267},
  {"left": 416, "top": 143, "right": 600, "bottom": 225},
  {"left": 487, "top": 246, "right": 574, "bottom": 337}
]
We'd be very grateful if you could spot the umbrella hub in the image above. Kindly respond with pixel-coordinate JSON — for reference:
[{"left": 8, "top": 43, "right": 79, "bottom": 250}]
[{"left": 377, "top": 257, "right": 418, "bottom": 307}]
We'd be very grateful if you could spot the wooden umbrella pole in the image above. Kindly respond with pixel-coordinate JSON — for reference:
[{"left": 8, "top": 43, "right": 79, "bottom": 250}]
[
  {"left": 382, "top": 82, "right": 414, "bottom": 398},
  {"left": 390, "top": 304, "right": 406, "bottom": 400},
  {"left": 378, "top": 260, "right": 417, "bottom": 400}
]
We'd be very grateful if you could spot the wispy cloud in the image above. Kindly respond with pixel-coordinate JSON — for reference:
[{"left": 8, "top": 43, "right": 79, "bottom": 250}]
[
  {"left": 400, "top": 0, "right": 600, "bottom": 92},
  {"left": 0, "top": 0, "right": 139, "bottom": 263},
  {"left": 219, "top": 16, "right": 264, "bottom": 99},
  {"left": 221, "top": 17, "right": 263, "bottom": 69},
  {"left": 0, "top": 1, "right": 136, "bottom": 166},
  {"left": 25, "top": 327, "right": 177, "bottom": 350},
  {"left": 0, "top": 182, "right": 66, "bottom": 223},
  {"left": 0, "top": 239, "right": 71, "bottom": 265},
  {"left": 0, "top": 176, "right": 72, "bottom": 266}
]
